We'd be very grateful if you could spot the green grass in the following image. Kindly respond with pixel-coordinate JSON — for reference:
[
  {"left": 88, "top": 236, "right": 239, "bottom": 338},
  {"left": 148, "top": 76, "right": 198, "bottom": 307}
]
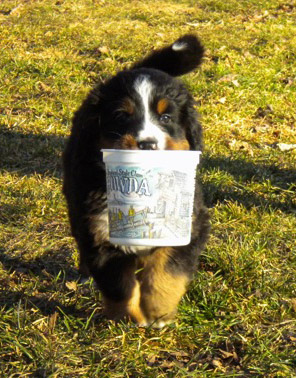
[{"left": 1, "top": 0, "right": 296, "bottom": 376}]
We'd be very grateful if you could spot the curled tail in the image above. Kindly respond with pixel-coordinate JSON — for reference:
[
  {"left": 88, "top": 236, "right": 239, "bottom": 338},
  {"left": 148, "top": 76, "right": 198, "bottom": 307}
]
[{"left": 131, "top": 34, "right": 204, "bottom": 77}]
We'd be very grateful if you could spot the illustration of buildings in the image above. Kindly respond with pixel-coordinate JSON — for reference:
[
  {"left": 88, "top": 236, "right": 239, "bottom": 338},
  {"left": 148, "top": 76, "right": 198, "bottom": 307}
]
[{"left": 108, "top": 169, "right": 192, "bottom": 240}]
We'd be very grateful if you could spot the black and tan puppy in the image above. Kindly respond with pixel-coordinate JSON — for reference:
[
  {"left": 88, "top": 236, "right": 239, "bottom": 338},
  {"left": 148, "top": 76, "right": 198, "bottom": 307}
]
[{"left": 63, "top": 35, "right": 210, "bottom": 327}]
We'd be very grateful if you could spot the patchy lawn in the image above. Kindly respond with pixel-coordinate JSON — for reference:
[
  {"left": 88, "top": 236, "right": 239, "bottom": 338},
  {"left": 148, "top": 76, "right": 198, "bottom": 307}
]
[{"left": 0, "top": 0, "right": 295, "bottom": 375}]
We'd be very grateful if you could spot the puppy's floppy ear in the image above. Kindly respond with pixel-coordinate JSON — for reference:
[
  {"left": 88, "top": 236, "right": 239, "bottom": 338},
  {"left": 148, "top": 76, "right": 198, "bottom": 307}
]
[
  {"left": 131, "top": 34, "right": 204, "bottom": 77},
  {"left": 181, "top": 93, "right": 203, "bottom": 152}
]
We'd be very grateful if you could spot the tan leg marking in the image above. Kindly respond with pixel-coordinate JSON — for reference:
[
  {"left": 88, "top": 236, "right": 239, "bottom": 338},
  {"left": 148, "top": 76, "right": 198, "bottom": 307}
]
[
  {"left": 137, "top": 248, "right": 189, "bottom": 327},
  {"left": 103, "top": 280, "right": 147, "bottom": 325},
  {"left": 102, "top": 258, "right": 147, "bottom": 325}
]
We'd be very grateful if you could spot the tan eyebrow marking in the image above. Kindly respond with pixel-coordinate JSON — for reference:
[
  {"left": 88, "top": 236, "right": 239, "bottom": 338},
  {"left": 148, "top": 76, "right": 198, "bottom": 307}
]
[
  {"left": 157, "top": 98, "right": 169, "bottom": 115},
  {"left": 119, "top": 97, "right": 135, "bottom": 115}
]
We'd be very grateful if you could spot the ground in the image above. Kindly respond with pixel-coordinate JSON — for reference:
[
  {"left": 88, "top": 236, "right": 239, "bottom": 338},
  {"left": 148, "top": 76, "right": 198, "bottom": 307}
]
[{"left": 0, "top": 0, "right": 296, "bottom": 376}]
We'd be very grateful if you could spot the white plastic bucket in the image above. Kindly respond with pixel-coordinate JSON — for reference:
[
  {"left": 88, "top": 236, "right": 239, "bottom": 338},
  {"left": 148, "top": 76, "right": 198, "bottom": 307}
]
[{"left": 102, "top": 149, "right": 201, "bottom": 247}]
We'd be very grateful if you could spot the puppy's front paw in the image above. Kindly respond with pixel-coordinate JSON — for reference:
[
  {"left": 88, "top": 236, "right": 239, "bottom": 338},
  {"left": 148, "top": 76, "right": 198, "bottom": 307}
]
[{"left": 138, "top": 316, "right": 175, "bottom": 329}]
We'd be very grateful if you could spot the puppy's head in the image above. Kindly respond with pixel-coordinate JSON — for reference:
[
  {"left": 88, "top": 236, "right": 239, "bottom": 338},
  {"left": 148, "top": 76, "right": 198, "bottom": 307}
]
[{"left": 85, "top": 35, "right": 204, "bottom": 152}]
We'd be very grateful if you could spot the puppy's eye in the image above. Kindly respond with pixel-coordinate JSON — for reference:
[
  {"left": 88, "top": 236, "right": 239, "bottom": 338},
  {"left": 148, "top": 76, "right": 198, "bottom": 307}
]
[{"left": 160, "top": 114, "right": 171, "bottom": 124}]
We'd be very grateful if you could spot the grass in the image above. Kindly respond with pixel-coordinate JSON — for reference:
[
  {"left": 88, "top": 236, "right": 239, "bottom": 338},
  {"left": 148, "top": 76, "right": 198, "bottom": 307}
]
[{"left": 0, "top": 0, "right": 296, "bottom": 376}]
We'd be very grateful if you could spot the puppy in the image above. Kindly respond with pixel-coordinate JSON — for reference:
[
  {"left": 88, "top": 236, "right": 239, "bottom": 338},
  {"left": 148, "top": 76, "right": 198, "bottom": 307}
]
[{"left": 63, "top": 35, "right": 210, "bottom": 327}]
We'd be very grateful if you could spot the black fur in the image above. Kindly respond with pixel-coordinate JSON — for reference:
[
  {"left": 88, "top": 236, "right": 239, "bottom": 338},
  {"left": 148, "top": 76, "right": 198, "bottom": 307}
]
[
  {"left": 63, "top": 35, "right": 210, "bottom": 325},
  {"left": 132, "top": 34, "right": 205, "bottom": 77}
]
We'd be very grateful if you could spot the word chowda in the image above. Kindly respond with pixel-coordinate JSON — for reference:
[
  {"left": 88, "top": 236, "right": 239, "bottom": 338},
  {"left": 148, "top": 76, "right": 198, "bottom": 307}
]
[{"left": 106, "top": 168, "right": 152, "bottom": 196}]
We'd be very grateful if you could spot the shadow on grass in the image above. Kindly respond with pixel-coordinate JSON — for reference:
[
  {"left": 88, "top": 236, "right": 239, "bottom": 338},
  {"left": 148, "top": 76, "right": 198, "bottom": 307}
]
[
  {"left": 1, "top": 125, "right": 295, "bottom": 214},
  {"left": 1, "top": 127, "right": 295, "bottom": 320},
  {"left": 0, "top": 248, "right": 78, "bottom": 280},
  {"left": 201, "top": 154, "right": 296, "bottom": 213},
  {"left": 0, "top": 247, "right": 80, "bottom": 316},
  {"left": 0, "top": 125, "right": 66, "bottom": 178},
  {"left": 204, "top": 155, "right": 296, "bottom": 190},
  {"left": 0, "top": 289, "right": 78, "bottom": 316}
]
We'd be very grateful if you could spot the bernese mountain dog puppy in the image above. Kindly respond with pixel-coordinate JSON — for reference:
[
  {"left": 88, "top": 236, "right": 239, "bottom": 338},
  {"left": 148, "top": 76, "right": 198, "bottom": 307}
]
[{"left": 63, "top": 35, "right": 210, "bottom": 327}]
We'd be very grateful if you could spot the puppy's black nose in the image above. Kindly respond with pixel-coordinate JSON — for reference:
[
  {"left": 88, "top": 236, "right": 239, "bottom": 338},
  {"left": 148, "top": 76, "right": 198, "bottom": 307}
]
[{"left": 137, "top": 139, "right": 158, "bottom": 150}]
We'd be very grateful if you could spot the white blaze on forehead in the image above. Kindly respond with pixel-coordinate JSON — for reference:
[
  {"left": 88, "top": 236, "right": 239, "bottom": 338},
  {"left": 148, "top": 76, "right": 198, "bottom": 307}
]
[{"left": 134, "top": 76, "right": 166, "bottom": 149}]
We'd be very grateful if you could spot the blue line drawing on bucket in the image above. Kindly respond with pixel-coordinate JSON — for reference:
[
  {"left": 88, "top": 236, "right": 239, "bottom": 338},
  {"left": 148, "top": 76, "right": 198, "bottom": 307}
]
[{"left": 106, "top": 165, "right": 194, "bottom": 241}]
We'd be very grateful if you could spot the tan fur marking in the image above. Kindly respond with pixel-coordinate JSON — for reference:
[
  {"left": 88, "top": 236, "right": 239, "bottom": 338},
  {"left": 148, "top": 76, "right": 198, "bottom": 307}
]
[
  {"left": 166, "top": 137, "right": 190, "bottom": 150},
  {"left": 157, "top": 98, "right": 169, "bottom": 115},
  {"left": 137, "top": 248, "right": 189, "bottom": 326},
  {"left": 103, "top": 281, "right": 147, "bottom": 324},
  {"left": 100, "top": 134, "right": 138, "bottom": 150},
  {"left": 119, "top": 97, "right": 135, "bottom": 115},
  {"left": 117, "top": 134, "right": 138, "bottom": 149}
]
